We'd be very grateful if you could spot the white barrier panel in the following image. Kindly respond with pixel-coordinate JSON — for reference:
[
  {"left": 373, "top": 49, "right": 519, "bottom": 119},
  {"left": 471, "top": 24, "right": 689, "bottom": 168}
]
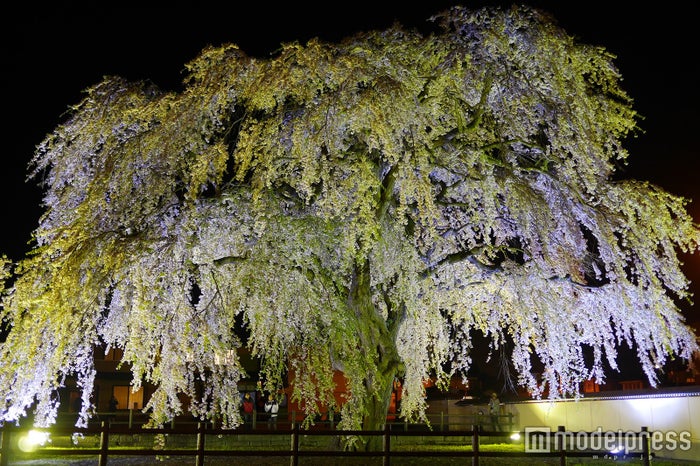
[{"left": 495, "top": 392, "right": 700, "bottom": 462}]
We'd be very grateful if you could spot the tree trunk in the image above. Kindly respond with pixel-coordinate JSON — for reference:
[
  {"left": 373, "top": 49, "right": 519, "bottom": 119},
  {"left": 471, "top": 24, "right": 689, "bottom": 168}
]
[
  {"left": 361, "top": 369, "right": 396, "bottom": 451},
  {"left": 349, "top": 259, "right": 401, "bottom": 451}
]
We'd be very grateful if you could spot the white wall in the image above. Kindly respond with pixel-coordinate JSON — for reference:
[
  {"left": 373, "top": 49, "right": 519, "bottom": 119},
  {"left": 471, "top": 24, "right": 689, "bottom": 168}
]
[{"left": 500, "top": 394, "right": 700, "bottom": 462}]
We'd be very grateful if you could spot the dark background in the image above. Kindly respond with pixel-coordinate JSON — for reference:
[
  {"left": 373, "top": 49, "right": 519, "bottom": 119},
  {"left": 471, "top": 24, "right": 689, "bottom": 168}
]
[{"left": 3, "top": 2, "right": 698, "bottom": 384}]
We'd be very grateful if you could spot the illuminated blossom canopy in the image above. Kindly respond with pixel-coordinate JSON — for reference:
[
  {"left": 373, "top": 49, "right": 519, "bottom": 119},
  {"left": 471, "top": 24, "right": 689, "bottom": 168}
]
[{"left": 1, "top": 5, "right": 698, "bottom": 434}]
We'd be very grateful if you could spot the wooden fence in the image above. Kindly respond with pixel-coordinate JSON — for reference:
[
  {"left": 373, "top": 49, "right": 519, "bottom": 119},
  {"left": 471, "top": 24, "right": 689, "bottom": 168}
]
[
  {"left": 0, "top": 419, "right": 653, "bottom": 466},
  {"left": 69, "top": 408, "right": 515, "bottom": 431}
]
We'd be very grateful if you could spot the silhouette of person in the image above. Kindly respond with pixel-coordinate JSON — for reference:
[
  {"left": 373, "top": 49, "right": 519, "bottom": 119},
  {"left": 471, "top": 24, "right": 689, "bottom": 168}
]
[
  {"left": 488, "top": 392, "right": 501, "bottom": 431},
  {"left": 264, "top": 394, "right": 279, "bottom": 430}
]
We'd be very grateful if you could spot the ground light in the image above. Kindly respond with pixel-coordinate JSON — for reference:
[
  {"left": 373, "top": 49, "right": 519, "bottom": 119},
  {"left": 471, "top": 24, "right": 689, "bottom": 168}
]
[
  {"left": 608, "top": 445, "right": 628, "bottom": 460},
  {"left": 17, "top": 429, "right": 50, "bottom": 452},
  {"left": 510, "top": 432, "right": 521, "bottom": 441}
]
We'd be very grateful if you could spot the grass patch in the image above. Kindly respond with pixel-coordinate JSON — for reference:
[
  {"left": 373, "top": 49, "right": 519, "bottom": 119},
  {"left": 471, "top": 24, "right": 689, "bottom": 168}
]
[{"left": 7, "top": 434, "right": 699, "bottom": 466}]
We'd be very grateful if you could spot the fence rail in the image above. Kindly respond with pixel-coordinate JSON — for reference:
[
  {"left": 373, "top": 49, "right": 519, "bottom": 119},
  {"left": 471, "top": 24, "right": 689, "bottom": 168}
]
[
  {"left": 0, "top": 421, "right": 653, "bottom": 466},
  {"left": 74, "top": 408, "right": 515, "bottom": 432}
]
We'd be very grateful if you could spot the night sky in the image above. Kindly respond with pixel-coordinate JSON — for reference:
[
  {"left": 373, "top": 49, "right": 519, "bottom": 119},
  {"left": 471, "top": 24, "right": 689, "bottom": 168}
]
[{"left": 4, "top": 2, "right": 699, "bottom": 382}]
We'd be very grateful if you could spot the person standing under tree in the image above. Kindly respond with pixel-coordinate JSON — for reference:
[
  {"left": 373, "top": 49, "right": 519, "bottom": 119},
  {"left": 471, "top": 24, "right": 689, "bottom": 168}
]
[
  {"left": 264, "top": 394, "right": 279, "bottom": 430},
  {"left": 488, "top": 392, "right": 501, "bottom": 431},
  {"left": 241, "top": 392, "right": 255, "bottom": 427},
  {"left": 109, "top": 395, "right": 119, "bottom": 412},
  {"left": 107, "top": 395, "right": 119, "bottom": 425}
]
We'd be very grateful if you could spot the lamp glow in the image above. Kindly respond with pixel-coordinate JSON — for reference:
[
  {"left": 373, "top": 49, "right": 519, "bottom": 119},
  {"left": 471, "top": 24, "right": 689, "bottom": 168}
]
[{"left": 17, "top": 429, "right": 50, "bottom": 452}]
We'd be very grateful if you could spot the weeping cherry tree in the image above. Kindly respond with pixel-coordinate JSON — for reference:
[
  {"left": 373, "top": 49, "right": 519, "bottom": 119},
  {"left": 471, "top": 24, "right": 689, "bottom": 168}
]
[{"left": 1, "top": 5, "right": 699, "bottom": 447}]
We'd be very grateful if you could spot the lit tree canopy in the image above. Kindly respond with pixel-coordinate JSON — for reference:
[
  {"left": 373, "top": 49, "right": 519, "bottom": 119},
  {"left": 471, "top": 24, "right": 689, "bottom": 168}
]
[{"left": 1, "top": 5, "right": 699, "bottom": 433}]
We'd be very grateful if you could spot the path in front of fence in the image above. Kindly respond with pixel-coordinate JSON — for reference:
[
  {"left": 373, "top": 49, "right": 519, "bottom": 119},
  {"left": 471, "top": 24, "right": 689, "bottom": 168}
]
[
  {"left": 0, "top": 458, "right": 385, "bottom": 465},
  {"left": 3, "top": 459, "right": 578, "bottom": 466}
]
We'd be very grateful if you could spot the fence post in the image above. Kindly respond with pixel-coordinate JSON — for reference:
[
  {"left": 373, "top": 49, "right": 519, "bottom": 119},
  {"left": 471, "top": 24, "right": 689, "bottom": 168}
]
[
  {"left": 0, "top": 424, "right": 11, "bottom": 466},
  {"left": 471, "top": 424, "right": 479, "bottom": 466},
  {"left": 195, "top": 421, "right": 206, "bottom": 466},
  {"left": 641, "top": 426, "right": 650, "bottom": 466},
  {"left": 98, "top": 421, "right": 109, "bottom": 466},
  {"left": 557, "top": 425, "right": 566, "bottom": 466},
  {"left": 289, "top": 423, "right": 299, "bottom": 466},
  {"left": 128, "top": 408, "right": 133, "bottom": 428},
  {"left": 383, "top": 423, "right": 391, "bottom": 466}
]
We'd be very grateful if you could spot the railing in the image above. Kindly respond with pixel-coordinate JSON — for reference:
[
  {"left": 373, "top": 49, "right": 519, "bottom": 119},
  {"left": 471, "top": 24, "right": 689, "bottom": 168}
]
[
  {"left": 389, "top": 410, "right": 515, "bottom": 433},
  {"left": 0, "top": 421, "right": 653, "bottom": 466},
  {"left": 79, "top": 408, "right": 515, "bottom": 432}
]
